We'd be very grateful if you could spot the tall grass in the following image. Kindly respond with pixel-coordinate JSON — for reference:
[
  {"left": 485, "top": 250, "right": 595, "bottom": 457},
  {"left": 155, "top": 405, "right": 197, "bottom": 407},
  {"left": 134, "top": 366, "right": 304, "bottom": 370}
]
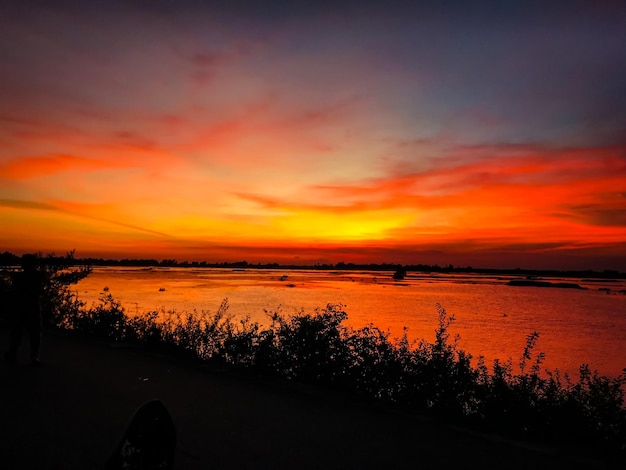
[{"left": 50, "top": 292, "right": 626, "bottom": 457}]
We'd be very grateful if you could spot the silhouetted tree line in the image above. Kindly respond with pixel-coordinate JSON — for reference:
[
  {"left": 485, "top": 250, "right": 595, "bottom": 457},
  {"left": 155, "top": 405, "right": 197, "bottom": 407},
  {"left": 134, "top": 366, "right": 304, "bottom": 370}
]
[{"left": 1, "top": 251, "right": 623, "bottom": 278}]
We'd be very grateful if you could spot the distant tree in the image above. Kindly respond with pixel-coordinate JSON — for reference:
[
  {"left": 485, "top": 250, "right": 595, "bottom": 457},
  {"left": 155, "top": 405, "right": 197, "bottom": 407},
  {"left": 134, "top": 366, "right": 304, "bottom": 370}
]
[
  {"left": 0, "top": 251, "right": 20, "bottom": 267},
  {"left": 393, "top": 268, "right": 406, "bottom": 280}
]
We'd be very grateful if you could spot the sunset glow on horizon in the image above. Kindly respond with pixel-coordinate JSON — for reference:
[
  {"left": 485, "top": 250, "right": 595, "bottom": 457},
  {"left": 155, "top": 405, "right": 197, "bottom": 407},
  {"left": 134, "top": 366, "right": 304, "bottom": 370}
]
[{"left": 1, "top": 1, "right": 625, "bottom": 270}]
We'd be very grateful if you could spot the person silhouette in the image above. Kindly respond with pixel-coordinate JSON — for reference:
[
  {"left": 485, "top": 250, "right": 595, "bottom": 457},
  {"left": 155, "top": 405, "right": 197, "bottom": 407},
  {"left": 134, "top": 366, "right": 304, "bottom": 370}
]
[{"left": 4, "top": 254, "right": 47, "bottom": 366}]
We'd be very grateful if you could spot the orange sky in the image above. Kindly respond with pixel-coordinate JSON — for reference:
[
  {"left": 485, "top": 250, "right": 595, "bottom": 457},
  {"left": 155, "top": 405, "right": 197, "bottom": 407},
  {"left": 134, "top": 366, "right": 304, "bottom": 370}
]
[{"left": 1, "top": 2, "right": 625, "bottom": 269}]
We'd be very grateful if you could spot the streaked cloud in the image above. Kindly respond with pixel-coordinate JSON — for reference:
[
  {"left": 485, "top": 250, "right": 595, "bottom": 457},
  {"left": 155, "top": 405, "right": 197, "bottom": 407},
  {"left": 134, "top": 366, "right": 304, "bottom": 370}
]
[
  {"left": 0, "top": 154, "right": 116, "bottom": 179},
  {"left": 0, "top": 198, "right": 174, "bottom": 238}
]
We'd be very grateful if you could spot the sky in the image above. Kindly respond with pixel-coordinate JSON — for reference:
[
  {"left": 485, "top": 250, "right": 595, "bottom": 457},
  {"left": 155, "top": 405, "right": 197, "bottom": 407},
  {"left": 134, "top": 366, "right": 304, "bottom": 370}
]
[{"left": 1, "top": 1, "right": 625, "bottom": 269}]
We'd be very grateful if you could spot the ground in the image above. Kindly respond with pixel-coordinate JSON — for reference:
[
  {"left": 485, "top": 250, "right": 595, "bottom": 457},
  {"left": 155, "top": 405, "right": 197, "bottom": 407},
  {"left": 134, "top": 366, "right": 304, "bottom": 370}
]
[{"left": 0, "top": 327, "right": 611, "bottom": 469}]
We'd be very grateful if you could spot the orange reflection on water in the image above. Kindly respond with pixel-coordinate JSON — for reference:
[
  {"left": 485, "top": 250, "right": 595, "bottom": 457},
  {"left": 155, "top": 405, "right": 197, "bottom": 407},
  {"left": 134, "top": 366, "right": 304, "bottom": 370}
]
[{"left": 75, "top": 268, "right": 626, "bottom": 377}]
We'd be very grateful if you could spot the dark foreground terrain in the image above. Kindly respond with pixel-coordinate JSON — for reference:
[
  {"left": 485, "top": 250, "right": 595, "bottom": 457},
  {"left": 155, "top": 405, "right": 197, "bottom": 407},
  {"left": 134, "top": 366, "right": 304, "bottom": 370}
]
[{"left": 0, "top": 328, "right": 612, "bottom": 469}]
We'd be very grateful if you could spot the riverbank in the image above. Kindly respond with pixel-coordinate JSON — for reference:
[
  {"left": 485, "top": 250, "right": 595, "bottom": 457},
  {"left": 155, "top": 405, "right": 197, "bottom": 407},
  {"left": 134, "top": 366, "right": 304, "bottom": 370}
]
[
  {"left": 72, "top": 266, "right": 626, "bottom": 378},
  {"left": 0, "top": 327, "right": 615, "bottom": 469}
]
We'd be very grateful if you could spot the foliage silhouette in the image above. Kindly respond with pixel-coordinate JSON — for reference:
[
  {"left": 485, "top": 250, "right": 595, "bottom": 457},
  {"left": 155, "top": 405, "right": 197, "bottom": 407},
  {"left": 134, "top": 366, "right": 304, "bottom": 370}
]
[
  {"left": 45, "top": 289, "right": 626, "bottom": 460},
  {"left": 1, "top": 251, "right": 91, "bottom": 333}
]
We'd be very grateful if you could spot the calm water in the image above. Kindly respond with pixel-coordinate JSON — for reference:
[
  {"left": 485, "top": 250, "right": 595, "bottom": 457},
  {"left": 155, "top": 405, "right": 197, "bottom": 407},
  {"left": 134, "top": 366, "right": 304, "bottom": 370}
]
[{"left": 75, "top": 267, "right": 626, "bottom": 377}]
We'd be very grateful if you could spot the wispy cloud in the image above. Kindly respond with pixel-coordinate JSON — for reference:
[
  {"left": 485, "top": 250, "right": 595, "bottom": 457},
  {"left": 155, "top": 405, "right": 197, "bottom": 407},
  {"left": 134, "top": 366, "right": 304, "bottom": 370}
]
[
  {"left": 0, "top": 154, "right": 115, "bottom": 179},
  {"left": 0, "top": 199, "right": 59, "bottom": 211},
  {"left": 232, "top": 144, "right": 626, "bottom": 248},
  {"left": 0, "top": 198, "right": 174, "bottom": 238}
]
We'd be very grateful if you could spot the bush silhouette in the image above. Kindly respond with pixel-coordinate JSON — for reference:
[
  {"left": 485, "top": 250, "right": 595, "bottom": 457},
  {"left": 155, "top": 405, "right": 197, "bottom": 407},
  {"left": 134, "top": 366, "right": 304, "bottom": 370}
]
[{"left": 51, "top": 291, "right": 626, "bottom": 458}]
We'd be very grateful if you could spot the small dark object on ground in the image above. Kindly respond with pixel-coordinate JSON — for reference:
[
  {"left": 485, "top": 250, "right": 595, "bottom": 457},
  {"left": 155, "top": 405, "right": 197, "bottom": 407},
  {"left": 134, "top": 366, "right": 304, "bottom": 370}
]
[{"left": 106, "top": 399, "right": 176, "bottom": 470}]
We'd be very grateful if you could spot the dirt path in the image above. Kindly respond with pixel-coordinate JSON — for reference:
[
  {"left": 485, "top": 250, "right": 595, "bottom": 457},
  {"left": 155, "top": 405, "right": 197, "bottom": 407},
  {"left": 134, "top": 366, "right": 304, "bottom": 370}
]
[{"left": 0, "top": 328, "right": 607, "bottom": 469}]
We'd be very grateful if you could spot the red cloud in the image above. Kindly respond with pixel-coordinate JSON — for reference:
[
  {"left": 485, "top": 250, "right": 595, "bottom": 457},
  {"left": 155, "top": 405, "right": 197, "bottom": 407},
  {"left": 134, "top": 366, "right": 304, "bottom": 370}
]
[
  {"left": 233, "top": 143, "right": 626, "bottom": 259},
  {"left": 0, "top": 154, "right": 114, "bottom": 179},
  {"left": 311, "top": 144, "right": 626, "bottom": 207}
]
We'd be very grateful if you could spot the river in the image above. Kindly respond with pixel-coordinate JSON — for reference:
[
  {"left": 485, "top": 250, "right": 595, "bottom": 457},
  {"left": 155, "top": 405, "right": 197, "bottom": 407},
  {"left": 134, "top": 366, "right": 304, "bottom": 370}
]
[{"left": 75, "top": 267, "right": 626, "bottom": 377}]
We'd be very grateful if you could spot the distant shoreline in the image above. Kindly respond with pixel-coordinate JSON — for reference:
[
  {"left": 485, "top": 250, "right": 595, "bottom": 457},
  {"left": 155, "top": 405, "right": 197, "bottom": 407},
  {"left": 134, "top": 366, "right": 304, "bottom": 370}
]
[
  {"left": 506, "top": 280, "right": 585, "bottom": 289},
  {"left": 1, "top": 252, "right": 624, "bottom": 279}
]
